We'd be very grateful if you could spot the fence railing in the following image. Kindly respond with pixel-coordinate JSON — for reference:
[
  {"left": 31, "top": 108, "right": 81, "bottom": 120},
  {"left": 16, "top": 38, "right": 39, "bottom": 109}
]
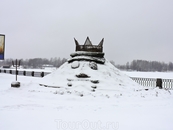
[
  {"left": 0, "top": 69, "right": 50, "bottom": 77},
  {"left": 162, "top": 79, "right": 173, "bottom": 89},
  {"left": 131, "top": 77, "right": 156, "bottom": 87},
  {"left": 0, "top": 69, "right": 173, "bottom": 89},
  {"left": 131, "top": 77, "right": 173, "bottom": 89}
]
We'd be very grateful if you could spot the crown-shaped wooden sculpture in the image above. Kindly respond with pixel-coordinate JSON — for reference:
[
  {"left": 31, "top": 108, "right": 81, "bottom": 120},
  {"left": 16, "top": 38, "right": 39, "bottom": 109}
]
[{"left": 74, "top": 37, "right": 104, "bottom": 52}]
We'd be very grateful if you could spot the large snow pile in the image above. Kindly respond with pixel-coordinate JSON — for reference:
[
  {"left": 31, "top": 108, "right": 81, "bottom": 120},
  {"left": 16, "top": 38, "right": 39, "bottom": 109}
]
[{"left": 40, "top": 56, "right": 171, "bottom": 98}]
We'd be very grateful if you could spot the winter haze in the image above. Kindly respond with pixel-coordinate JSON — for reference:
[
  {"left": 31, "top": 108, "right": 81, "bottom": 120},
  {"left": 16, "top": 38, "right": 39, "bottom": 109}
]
[{"left": 0, "top": 0, "right": 173, "bottom": 64}]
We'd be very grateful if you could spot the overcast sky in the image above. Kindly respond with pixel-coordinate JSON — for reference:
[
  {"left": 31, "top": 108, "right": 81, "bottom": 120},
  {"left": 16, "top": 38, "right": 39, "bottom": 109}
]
[{"left": 0, "top": 0, "right": 173, "bottom": 64}]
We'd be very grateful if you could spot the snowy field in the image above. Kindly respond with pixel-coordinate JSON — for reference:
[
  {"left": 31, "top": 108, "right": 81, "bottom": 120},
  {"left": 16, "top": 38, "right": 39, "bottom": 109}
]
[
  {"left": 123, "top": 71, "right": 173, "bottom": 79},
  {"left": 0, "top": 72, "right": 173, "bottom": 130}
]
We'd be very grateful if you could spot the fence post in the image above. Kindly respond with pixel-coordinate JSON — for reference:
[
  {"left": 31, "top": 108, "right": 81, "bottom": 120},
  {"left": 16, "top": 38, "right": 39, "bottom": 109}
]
[
  {"left": 41, "top": 72, "right": 44, "bottom": 77},
  {"left": 23, "top": 71, "right": 26, "bottom": 76},
  {"left": 156, "top": 78, "right": 162, "bottom": 89},
  {"left": 31, "top": 71, "right": 34, "bottom": 77}
]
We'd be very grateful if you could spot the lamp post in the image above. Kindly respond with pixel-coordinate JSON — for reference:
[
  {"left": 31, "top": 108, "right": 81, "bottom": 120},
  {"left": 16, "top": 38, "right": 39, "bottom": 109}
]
[{"left": 11, "top": 59, "right": 21, "bottom": 87}]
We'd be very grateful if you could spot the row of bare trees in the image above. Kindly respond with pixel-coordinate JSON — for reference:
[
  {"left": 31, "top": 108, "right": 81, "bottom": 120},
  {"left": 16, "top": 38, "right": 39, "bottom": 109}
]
[
  {"left": 1, "top": 58, "right": 173, "bottom": 71},
  {"left": 0, "top": 57, "right": 67, "bottom": 68},
  {"left": 112, "top": 60, "right": 173, "bottom": 72}
]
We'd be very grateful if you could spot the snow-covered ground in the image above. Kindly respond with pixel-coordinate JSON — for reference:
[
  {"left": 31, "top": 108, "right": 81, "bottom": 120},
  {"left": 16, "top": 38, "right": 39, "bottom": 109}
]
[
  {"left": 123, "top": 71, "right": 173, "bottom": 79},
  {"left": 0, "top": 72, "right": 173, "bottom": 130}
]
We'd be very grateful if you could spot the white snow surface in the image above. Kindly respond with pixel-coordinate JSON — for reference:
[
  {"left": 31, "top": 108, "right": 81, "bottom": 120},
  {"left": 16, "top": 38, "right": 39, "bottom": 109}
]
[
  {"left": 123, "top": 71, "right": 173, "bottom": 79},
  {"left": 41, "top": 61, "right": 139, "bottom": 90},
  {"left": 0, "top": 64, "right": 173, "bottom": 129},
  {"left": 38, "top": 60, "right": 172, "bottom": 99}
]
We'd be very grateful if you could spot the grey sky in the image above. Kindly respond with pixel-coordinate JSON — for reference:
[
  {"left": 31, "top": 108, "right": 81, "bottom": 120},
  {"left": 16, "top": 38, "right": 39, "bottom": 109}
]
[{"left": 0, "top": 0, "right": 173, "bottom": 64}]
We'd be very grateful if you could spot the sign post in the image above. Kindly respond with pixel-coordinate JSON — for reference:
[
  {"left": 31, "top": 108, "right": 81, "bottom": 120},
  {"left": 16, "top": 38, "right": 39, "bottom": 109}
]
[{"left": 0, "top": 34, "right": 5, "bottom": 60}]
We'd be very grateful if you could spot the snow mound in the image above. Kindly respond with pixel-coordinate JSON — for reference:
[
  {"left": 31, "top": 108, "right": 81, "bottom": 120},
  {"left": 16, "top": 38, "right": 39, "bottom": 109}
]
[
  {"left": 39, "top": 59, "right": 154, "bottom": 97},
  {"left": 40, "top": 60, "right": 137, "bottom": 87}
]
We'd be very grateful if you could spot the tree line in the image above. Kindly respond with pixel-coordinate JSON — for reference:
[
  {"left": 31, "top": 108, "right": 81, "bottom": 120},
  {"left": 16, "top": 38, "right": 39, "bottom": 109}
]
[
  {"left": 111, "top": 60, "right": 173, "bottom": 72},
  {"left": 0, "top": 57, "right": 67, "bottom": 68},
  {"left": 1, "top": 58, "right": 173, "bottom": 71}
]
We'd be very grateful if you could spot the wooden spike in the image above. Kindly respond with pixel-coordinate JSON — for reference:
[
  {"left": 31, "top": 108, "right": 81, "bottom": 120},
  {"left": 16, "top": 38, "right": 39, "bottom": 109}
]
[
  {"left": 98, "top": 38, "right": 104, "bottom": 47},
  {"left": 84, "top": 37, "right": 92, "bottom": 45},
  {"left": 74, "top": 38, "right": 79, "bottom": 46}
]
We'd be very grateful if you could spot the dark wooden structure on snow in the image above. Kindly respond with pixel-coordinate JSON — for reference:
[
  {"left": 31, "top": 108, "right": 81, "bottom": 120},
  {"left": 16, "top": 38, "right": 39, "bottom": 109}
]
[{"left": 74, "top": 37, "right": 104, "bottom": 52}]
